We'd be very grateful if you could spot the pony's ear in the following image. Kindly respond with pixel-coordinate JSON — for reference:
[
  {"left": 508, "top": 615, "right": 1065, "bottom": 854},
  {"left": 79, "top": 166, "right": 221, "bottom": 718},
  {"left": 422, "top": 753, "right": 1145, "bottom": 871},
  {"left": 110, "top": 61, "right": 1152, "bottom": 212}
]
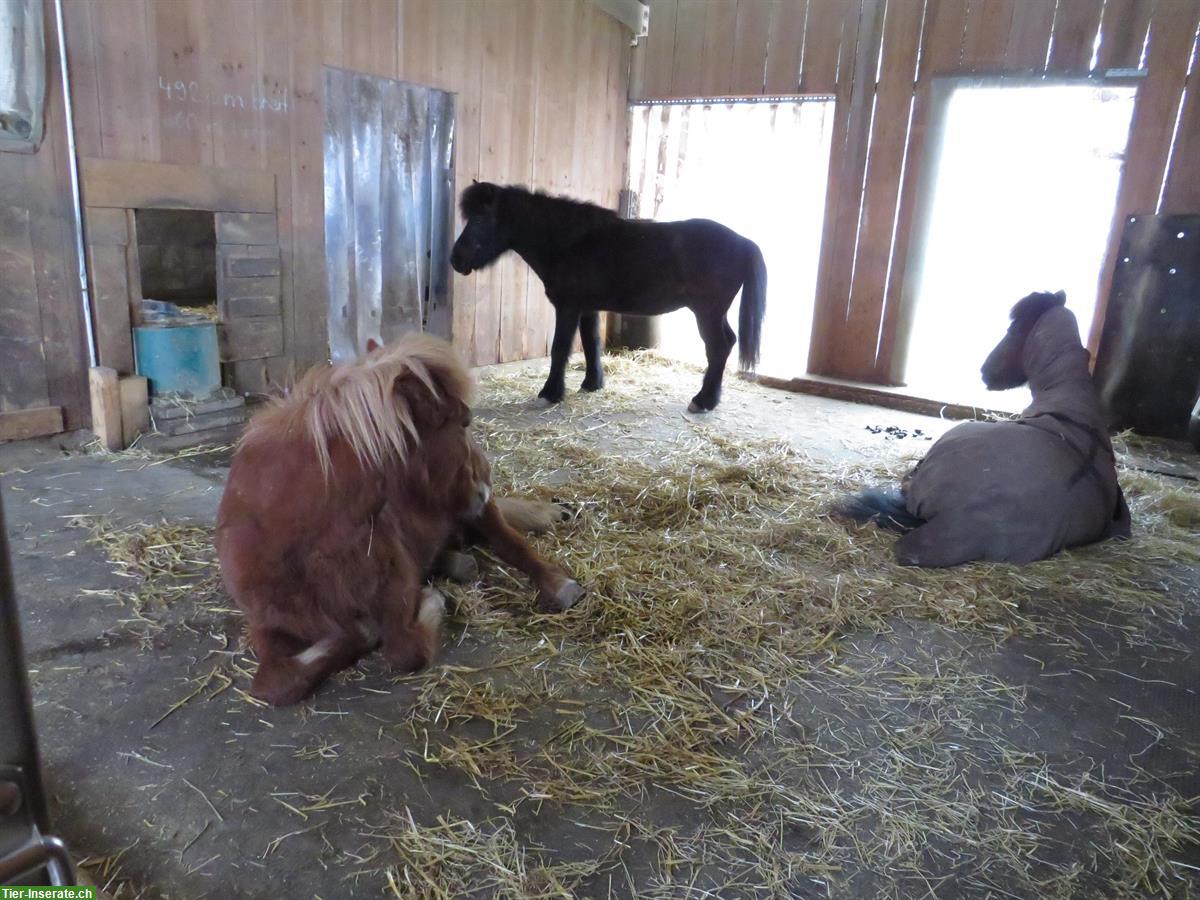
[
  {"left": 461, "top": 181, "right": 500, "bottom": 217},
  {"left": 366, "top": 338, "right": 381, "bottom": 353},
  {"left": 1009, "top": 290, "right": 1066, "bottom": 324}
]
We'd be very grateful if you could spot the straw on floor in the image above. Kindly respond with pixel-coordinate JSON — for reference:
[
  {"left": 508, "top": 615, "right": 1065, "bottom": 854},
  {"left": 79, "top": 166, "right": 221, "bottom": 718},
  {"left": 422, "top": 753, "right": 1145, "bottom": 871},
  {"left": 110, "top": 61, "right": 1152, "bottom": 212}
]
[{"left": 76, "top": 352, "right": 1200, "bottom": 898}]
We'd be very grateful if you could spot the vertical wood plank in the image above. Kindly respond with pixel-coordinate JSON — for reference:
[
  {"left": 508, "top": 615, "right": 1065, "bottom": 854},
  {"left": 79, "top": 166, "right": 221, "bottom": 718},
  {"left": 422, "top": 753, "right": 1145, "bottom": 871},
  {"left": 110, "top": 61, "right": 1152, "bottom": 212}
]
[
  {"left": 1088, "top": 0, "right": 1200, "bottom": 354},
  {"left": 800, "top": 0, "right": 847, "bottom": 93},
  {"left": 342, "top": 0, "right": 399, "bottom": 77},
  {"left": 37, "top": 0, "right": 91, "bottom": 428},
  {"left": 88, "top": 243, "right": 135, "bottom": 374},
  {"left": 839, "top": 0, "right": 924, "bottom": 378},
  {"left": 88, "top": 366, "right": 122, "bottom": 450},
  {"left": 637, "top": 0, "right": 679, "bottom": 99},
  {"left": 123, "top": 209, "right": 142, "bottom": 327},
  {"left": 699, "top": 0, "right": 739, "bottom": 96},
  {"left": 1095, "top": 0, "right": 1157, "bottom": 71},
  {"left": 766, "top": 0, "right": 809, "bottom": 93},
  {"left": 808, "top": 0, "right": 883, "bottom": 375},
  {"left": 961, "top": 0, "right": 1016, "bottom": 72},
  {"left": 153, "top": 0, "right": 214, "bottom": 166},
  {"left": 475, "top": 0, "right": 519, "bottom": 366},
  {"left": 60, "top": 0, "right": 103, "bottom": 158},
  {"left": 0, "top": 206, "right": 52, "bottom": 411},
  {"left": 1003, "top": 0, "right": 1057, "bottom": 71},
  {"left": 1045, "top": 0, "right": 1105, "bottom": 73},
  {"left": 431, "top": 0, "right": 485, "bottom": 359},
  {"left": 670, "top": 0, "right": 707, "bottom": 97},
  {"left": 204, "top": 0, "right": 263, "bottom": 169},
  {"left": 91, "top": 0, "right": 158, "bottom": 161},
  {"left": 258, "top": 0, "right": 296, "bottom": 388},
  {"left": 918, "top": 0, "right": 969, "bottom": 76},
  {"left": 496, "top": 0, "right": 538, "bottom": 362},
  {"left": 400, "top": 0, "right": 435, "bottom": 84},
  {"left": 1160, "top": 49, "right": 1200, "bottom": 213},
  {"left": 730, "top": 0, "right": 773, "bottom": 95},
  {"left": 288, "top": 0, "right": 338, "bottom": 369}
]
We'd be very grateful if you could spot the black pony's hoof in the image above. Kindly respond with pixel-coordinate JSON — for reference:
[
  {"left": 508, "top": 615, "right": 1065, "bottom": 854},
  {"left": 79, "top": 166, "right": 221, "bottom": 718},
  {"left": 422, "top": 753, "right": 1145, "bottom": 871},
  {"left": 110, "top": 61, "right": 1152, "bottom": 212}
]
[
  {"left": 537, "top": 385, "right": 565, "bottom": 406},
  {"left": 580, "top": 378, "right": 604, "bottom": 393},
  {"left": 687, "top": 397, "right": 718, "bottom": 414}
]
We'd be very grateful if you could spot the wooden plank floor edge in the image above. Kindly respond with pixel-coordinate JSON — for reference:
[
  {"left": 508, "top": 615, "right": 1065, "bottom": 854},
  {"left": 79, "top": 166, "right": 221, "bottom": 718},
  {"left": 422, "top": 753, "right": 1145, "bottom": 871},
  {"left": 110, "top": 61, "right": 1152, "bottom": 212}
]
[{"left": 749, "top": 373, "right": 1012, "bottom": 422}]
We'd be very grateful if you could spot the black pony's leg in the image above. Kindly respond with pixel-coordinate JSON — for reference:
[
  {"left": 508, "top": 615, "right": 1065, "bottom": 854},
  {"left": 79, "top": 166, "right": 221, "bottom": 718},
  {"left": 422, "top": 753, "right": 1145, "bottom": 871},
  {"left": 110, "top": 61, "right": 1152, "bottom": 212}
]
[
  {"left": 579, "top": 311, "right": 604, "bottom": 392},
  {"left": 689, "top": 310, "right": 736, "bottom": 413},
  {"left": 538, "top": 306, "right": 581, "bottom": 404}
]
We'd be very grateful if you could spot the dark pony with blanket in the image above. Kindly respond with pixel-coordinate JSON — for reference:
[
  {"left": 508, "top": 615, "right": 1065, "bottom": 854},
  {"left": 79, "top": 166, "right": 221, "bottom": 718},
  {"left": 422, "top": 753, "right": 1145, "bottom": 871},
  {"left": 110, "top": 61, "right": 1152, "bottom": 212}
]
[
  {"left": 450, "top": 182, "right": 767, "bottom": 413},
  {"left": 837, "top": 291, "right": 1130, "bottom": 567}
]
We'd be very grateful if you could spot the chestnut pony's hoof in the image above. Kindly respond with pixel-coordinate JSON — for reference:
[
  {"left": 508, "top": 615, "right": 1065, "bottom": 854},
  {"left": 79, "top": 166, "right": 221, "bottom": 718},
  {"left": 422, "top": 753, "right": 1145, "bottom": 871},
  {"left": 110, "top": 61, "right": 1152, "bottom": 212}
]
[{"left": 539, "top": 578, "right": 586, "bottom": 612}]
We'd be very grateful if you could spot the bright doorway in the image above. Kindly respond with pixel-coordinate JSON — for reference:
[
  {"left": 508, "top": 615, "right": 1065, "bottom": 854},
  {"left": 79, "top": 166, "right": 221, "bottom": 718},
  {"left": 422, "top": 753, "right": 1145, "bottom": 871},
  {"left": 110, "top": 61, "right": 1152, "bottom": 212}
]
[
  {"left": 627, "top": 99, "right": 835, "bottom": 377},
  {"left": 901, "top": 81, "right": 1137, "bottom": 410}
]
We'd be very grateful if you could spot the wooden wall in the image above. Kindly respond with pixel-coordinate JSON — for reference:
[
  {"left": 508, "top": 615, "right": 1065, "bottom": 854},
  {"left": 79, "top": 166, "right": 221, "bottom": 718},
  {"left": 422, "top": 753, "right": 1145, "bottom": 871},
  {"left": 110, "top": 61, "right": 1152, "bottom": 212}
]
[
  {"left": 26, "top": 0, "right": 625, "bottom": 409},
  {"left": 630, "top": 0, "right": 1200, "bottom": 384},
  {"left": 0, "top": 0, "right": 91, "bottom": 435}
]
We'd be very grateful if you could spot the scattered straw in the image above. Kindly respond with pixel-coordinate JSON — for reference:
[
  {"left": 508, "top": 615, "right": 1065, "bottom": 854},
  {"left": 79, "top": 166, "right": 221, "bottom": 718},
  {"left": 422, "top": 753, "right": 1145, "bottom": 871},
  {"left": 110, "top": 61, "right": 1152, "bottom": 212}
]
[{"left": 68, "top": 351, "right": 1200, "bottom": 897}]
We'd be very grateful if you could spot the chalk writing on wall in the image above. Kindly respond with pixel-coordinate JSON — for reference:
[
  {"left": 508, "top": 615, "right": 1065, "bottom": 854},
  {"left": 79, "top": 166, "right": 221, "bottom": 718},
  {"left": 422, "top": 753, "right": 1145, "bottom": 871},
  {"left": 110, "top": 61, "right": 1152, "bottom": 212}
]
[{"left": 158, "top": 77, "right": 289, "bottom": 113}]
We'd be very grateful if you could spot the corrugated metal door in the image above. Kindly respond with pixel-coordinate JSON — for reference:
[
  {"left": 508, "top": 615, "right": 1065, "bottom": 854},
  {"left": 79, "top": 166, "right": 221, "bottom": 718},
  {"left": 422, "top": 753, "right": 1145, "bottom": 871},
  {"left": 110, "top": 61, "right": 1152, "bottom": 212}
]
[{"left": 322, "top": 67, "right": 455, "bottom": 363}]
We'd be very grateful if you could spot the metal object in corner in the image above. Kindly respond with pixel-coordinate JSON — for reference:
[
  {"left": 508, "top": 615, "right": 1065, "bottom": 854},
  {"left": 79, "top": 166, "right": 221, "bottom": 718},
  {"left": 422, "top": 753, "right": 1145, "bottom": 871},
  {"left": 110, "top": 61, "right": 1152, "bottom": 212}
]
[
  {"left": 53, "top": 0, "right": 97, "bottom": 368},
  {"left": 590, "top": 0, "right": 649, "bottom": 42},
  {"left": 0, "top": 492, "right": 75, "bottom": 886}
]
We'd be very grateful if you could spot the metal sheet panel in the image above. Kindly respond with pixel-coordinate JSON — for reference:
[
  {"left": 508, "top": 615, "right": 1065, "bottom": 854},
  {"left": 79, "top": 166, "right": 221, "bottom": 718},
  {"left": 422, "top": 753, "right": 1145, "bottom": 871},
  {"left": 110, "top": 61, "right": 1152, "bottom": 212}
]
[{"left": 322, "top": 67, "right": 455, "bottom": 362}]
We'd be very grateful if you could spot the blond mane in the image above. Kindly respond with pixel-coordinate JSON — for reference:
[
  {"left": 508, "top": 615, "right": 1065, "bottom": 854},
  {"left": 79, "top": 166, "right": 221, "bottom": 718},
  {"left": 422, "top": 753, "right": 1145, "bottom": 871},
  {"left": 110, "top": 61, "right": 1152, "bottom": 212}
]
[{"left": 243, "top": 333, "right": 474, "bottom": 477}]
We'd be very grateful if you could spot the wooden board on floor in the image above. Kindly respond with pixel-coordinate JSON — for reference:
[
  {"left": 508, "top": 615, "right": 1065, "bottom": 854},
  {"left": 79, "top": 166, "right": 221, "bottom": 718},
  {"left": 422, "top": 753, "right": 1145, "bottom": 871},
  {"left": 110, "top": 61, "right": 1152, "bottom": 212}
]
[{"left": 0, "top": 407, "right": 64, "bottom": 442}]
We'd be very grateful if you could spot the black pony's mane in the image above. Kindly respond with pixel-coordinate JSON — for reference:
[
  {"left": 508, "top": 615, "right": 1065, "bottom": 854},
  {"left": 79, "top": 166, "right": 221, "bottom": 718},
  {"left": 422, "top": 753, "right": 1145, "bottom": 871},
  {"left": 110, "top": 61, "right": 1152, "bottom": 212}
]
[
  {"left": 462, "top": 182, "right": 618, "bottom": 246},
  {"left": 1009, "top": 290, "right": 1067, "bottom": 327}
]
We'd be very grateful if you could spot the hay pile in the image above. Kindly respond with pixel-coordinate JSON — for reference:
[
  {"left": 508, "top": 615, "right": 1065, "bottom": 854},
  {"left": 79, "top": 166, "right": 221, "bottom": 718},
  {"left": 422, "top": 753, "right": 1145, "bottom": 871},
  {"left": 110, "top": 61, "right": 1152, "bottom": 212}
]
[
  {"left": 398, "top": 353, "right": 1199, "bottom": 897},
  {"left": 77, "top": 352, "right": 1200, "bottom": 897}
]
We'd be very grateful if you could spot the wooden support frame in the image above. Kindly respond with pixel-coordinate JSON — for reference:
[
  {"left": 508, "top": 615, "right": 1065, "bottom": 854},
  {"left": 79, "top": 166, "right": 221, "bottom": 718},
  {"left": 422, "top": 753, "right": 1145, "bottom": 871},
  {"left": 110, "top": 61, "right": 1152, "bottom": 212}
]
[{"left": 78, "top": 159, "right": 284, "bottom": 397}]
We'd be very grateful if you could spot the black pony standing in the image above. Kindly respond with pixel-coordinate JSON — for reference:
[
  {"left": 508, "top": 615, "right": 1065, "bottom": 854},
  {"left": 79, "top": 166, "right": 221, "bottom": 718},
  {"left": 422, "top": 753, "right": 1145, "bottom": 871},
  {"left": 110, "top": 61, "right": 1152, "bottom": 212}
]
[{"left": 450, "top": 182, "right": 767, "bottom": 413}]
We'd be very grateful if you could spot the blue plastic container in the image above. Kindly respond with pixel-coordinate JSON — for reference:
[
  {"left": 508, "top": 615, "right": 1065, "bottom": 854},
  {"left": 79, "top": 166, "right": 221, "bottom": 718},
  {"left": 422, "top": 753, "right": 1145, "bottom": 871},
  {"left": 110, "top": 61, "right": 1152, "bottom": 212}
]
[{"left": 133, "top": 323, "right": 221, "bottom": 397}]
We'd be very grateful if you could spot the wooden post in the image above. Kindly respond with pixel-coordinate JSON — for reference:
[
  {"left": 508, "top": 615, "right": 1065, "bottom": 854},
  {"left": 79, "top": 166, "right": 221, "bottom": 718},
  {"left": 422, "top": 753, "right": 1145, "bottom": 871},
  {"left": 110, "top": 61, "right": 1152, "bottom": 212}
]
[
  {"left": 118, "top": 375, "right": 149, "bottom": 448},
  {"left": 88, "top": 367, "right": 122, "bottom": 451}
]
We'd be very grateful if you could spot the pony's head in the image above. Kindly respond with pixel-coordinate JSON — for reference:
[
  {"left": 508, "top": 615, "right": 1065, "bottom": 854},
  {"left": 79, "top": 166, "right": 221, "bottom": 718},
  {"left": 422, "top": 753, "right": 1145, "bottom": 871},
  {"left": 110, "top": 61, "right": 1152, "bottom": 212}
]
[
  {"left": 245, "top": 333, "right": 474, "bottom": 480},
  {"left": 451, "top": 182, "right": 508, "bottom": 275},
  {"left": 980, "top": 290, "right": 1068, "bottom": 390}
]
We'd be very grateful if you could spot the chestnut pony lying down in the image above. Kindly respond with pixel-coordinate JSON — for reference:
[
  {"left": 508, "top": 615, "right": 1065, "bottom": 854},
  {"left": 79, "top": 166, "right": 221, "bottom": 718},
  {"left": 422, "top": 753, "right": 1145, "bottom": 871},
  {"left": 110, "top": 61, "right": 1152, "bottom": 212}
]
[{"left": 216, "top": 334, "right": 583, "bottom": 705}]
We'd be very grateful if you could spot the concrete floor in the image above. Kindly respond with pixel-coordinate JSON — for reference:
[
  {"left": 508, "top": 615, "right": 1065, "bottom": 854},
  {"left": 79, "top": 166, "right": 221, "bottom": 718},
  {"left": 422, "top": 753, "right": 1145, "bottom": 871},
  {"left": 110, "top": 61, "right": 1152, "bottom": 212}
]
[{"left": 3, "top": 360, "right": 1198, "bottom": 898}]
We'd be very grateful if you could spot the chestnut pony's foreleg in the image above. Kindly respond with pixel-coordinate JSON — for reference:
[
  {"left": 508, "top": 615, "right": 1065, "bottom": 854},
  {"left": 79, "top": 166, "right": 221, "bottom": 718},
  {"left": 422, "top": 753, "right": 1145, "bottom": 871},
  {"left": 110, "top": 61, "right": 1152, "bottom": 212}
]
[
  {"left": 473, "top": 499, "right": 585, "bottom": 611},
  {"left": 250, "top": 626, "right": 372, "bottom": 707},
  {"left": 380, "top": 565, "right": 445, "bottom": 672}
]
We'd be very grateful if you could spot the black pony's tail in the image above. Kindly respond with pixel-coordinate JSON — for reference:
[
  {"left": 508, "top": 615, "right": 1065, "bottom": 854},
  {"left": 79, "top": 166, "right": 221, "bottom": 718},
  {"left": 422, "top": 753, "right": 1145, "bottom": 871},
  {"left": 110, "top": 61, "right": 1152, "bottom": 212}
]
[
  {"left": 832, "top": 487, "right": 925, "bottom": 533},
  {"left": 738, "top": 240, "right": 767, "bottom": 372}
]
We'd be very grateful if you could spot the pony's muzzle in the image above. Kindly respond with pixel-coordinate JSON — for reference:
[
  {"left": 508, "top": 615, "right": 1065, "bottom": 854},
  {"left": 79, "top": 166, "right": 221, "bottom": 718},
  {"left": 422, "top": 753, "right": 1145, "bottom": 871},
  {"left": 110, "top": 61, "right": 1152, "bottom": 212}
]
[
  {"left": 449, "top": 249, "right": 472, "bottom": 275},
  {"left": 465, "top": 482, "right": 491, "bottom": 520}
]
